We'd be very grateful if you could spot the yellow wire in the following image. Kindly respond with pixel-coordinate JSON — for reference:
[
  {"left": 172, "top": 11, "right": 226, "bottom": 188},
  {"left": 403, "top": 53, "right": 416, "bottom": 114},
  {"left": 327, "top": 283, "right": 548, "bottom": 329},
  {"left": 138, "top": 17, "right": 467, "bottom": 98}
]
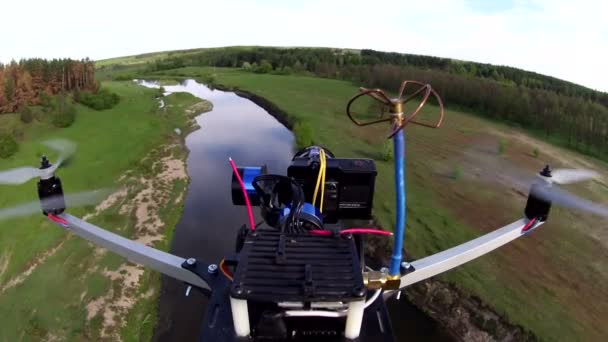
[
  {"left": 319, "top": 149, "right": 326, "bottom": 213},
  {"left": 312, "top": 149, "right": 325, "bottom": 206}
]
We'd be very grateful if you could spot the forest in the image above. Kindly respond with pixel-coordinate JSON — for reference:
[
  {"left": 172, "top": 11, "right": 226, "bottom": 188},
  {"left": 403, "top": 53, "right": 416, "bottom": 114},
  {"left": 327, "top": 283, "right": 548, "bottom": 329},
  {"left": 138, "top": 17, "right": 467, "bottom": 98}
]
[
  {"left": 135, "top": 47, "right": 608, "bottom": 159},
  {"left": 0, "top": 58, "right": 97, "bottom": 113}
]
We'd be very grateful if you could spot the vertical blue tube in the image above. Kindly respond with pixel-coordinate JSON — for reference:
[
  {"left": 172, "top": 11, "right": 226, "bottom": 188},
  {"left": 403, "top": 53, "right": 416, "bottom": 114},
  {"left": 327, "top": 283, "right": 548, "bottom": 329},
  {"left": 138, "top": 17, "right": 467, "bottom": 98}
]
[{"left": 389, "top": 130, "right": 406, "bottom": 276}]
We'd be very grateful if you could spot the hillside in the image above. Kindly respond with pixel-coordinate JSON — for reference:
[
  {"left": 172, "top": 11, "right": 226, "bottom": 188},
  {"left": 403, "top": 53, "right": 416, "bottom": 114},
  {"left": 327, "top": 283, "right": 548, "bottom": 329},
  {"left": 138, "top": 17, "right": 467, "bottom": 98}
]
[
  {"left": 0, "top": 81, "right": 210, "bottom": 340},
  {"left": 98, "top": 46, "right": 608, "bottom": 162}
]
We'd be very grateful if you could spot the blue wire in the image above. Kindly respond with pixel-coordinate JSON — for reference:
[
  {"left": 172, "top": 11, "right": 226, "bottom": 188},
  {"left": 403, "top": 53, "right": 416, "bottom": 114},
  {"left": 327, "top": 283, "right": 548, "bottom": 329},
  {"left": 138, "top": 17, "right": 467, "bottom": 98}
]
[{"left": 389, "top": 130, "right": 406, "bottom": 276}]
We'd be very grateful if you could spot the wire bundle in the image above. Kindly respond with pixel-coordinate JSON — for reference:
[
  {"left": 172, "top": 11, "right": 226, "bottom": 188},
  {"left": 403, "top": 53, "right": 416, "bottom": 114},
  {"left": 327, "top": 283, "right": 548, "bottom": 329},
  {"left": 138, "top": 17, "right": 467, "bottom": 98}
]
[{"left": 312, "top": 149, "right": 327, "bottom": 212}]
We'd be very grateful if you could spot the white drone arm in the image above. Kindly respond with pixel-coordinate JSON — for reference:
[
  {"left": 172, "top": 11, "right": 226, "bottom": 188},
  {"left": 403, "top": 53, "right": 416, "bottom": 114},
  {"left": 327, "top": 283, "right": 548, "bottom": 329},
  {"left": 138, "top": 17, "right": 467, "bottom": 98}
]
[
  {"left": 56, "top": 213, "right": 211, "bottom": 291},
  {"left": 399, "top": 218, "right": 543, "bottom": 289}
]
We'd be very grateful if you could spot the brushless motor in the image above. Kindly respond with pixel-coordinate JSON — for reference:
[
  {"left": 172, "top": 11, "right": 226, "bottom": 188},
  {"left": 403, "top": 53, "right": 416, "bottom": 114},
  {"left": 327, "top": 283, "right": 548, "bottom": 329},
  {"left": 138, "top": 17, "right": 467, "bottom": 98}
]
[
  {"left": 37, "top": 156, "right": 66, "bottom": 215},
  {"left": 524, "top": 166, "right": 553, "bottom": 221}
]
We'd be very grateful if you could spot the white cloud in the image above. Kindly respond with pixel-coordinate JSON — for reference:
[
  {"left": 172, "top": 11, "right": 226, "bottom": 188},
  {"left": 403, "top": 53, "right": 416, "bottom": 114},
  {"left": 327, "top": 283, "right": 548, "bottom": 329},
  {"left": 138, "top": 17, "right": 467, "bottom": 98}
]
[{"left": 0, "top": 0, "right": 606, "bottom": 91}]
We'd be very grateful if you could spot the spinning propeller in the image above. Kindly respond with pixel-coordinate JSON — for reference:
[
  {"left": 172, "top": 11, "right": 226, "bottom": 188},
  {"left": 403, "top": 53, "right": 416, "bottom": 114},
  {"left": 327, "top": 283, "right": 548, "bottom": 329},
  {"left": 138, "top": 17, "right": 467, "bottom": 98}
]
[
  {"left": 462, "top": 145, "right": 607, "bottom": 219},
  {"left": 0, "top": 139, "right": 75, "bottom": 185},
  {"left": 529, "top": 166, "right": 607, "bottom": 218},
  {"left": 0, "top": 189, "right": 111, "bottom": 221},
  {"left": 0, "top": 139, "right": 109, "bottom": 221}
]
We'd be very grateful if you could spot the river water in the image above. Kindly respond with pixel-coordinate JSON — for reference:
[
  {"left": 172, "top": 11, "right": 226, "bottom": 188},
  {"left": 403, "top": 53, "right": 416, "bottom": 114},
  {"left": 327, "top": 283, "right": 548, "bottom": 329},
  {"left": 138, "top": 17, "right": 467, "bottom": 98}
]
[{"left": 137, "top": 80, "right": 452, "bottom": 342}]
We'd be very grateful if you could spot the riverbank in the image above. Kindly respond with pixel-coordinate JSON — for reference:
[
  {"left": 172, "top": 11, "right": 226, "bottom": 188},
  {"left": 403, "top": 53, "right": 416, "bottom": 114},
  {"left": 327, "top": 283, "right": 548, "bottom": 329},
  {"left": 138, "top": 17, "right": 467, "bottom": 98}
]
[{"left": 0, "top": 81, "right": 212, "bottom": 341}]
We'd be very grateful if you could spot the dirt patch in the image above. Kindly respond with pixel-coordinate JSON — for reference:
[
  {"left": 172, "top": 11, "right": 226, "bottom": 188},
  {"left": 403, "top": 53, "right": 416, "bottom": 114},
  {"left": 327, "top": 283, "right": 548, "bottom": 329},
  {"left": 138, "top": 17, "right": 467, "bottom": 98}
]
[
  {"left": 0, "top": 238, "right": 68, "bottom": 295},
  {"left": 83, "top": 147, "right": 189, "bottom": 340},
  {"left": 119, "top": 152, "right": 188, "bottom": 246},
  {"left": 0, "top": 250, "right": 11, "bottom": 279},
  {"left": 185, "top": 100, "right": 213, "bottom": 115},
  {"left": 489, "top": 128, "right": 605, "bottom": 177},
  {"left": 83, "top": 188, "right": 129, "bottom": 221},
  {"left": 86, "top": 264, "right": 146, "bottom": 338}
]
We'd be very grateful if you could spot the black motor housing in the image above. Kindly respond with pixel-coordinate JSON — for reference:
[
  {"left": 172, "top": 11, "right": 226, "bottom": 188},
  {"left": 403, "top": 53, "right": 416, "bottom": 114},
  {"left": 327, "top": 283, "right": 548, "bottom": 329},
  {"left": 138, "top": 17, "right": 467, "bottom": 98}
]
[
  {"left": 37, "top": 157, "right": 65, "bottom": 216},
  {"left": 524, "top": 183, "right": 551, "bottom": 221},
  {"left": 38, "top": 176, "right": 66, "bottom": 215}
]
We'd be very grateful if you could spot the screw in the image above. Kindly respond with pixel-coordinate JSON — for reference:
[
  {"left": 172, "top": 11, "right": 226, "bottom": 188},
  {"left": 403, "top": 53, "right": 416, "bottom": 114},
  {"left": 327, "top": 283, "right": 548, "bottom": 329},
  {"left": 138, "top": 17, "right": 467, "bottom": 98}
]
[
  {"left": 234, "top": 285, "right": 243, "bottom": 295},
  {"left": 380, "top": 267, "right": 389, "bottom": 274},
  {"left": 185, "top": 285, "right": 192, "bottom": 297},
  {"left": 186, "top": 258, "right": 196, "bottom": 266},
  {"left": 401, "top": 261, "right": 411, "bottom": 269},
  {"left": 207, "top": 264, "right": 218, "bottom": 274}
]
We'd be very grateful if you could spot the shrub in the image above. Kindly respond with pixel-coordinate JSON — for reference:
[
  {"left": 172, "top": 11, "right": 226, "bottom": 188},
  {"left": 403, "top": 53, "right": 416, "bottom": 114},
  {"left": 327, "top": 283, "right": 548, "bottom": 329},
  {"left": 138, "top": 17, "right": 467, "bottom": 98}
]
[
  {"left": 294, "top": 122, "right": 314, "bottom": 148},
  {"left": 52, "top": 103, "right": 77, "bottom": 128},
  {"left": 452, "top": 165, "right": 463, "bottom": 180},
  {"left": 497, "top": 138, "right": 507, "bottom": 155},
  {"left": 75, "top": 88, "right": 120, "bottom": 110},
  {"left": 381, "top": 140, "right": 393, "bottom": 161},
  {"left": 241, "top": 61, "right": 252, "bottom": 70},
  {"left": 533, "top": 147, "right": 540, "bottom": 158},
  {"left": 113, "top": 74, "right": 136, "bottom": 81},
  {"left": 202, "top": 74, "right": 217, "bottom": 85},
  {"left": 19, "top": 106, "right": 34, "bottom": 123},
  {"left": 254, "top": 60, "right": 273, "bottom": 74},
  {"left": 40, "top": 93, "right": 53, "bottom": 111},
  {"left": 0, "top": 134, "right": 18, "bottom": 158},
  {"left": 273, "top": 66, "right": 294, "bottom": 75}
]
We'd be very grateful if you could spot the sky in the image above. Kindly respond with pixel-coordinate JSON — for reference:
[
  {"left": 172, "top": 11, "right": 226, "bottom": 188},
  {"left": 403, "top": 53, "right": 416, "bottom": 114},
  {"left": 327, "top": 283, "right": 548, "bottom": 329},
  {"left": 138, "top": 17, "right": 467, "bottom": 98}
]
[{"left": 1, "top": 0, "right": 606, "bottom": 92}]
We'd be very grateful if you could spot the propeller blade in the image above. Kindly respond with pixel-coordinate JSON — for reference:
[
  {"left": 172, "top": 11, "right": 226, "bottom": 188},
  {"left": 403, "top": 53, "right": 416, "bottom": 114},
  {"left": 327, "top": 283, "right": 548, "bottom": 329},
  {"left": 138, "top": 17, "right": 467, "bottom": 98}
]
[
  {"left": 0, "top": 189, "right": 112, "bottom": 221},
  {"left": 0, "top": 201, "right": 40, "bottom": 220},
  {"left": 0, "top": 167, "right": 45, "bottom": 185},
  {"left": 551, "top": 169, "right": 599, "bottom": 185},
  {"left": 533, "top": 185, "right": 608, "bottom": 218},
  {"left": 460, "top": 147, "right": 537, "bottom": 193},
  {"left": 0, "top": 139, "right": 76, "bottom": 185},
  {"left": 42, "top": 138, "right": 76, "bottom": 168}
]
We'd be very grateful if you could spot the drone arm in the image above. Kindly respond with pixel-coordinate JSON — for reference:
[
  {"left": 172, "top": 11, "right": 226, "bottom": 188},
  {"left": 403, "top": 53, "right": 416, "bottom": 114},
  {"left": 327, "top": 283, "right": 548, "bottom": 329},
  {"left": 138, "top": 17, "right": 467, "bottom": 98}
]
[
  {"left": 398, "top": 218, "right": 543, "bottom": 289},
  {"left": 56, "top": 213, "right": 211, "bottom": 291}
]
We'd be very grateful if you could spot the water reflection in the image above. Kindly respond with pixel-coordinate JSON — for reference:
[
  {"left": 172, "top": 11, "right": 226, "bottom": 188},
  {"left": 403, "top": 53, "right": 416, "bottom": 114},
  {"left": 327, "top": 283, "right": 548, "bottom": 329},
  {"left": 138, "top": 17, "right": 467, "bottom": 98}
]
[
  {"left": 136, "top": 79, "right": 452, "bottom": 342},
  {"left": 138, "top": 80, "right": 295, "bottom": 341}
]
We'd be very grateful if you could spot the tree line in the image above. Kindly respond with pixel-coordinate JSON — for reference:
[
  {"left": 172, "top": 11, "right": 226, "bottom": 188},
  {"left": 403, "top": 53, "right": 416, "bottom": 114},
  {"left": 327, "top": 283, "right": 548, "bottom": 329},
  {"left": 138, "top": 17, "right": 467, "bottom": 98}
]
[
  {"left": 0, "top": 58, "right": 97, "bottom": 113},
  {"left": 139, "top": 47, "right": 608, "bottom": 159},
  {"left": 142, "top": 47, "right": 608, "bottom": 106}
]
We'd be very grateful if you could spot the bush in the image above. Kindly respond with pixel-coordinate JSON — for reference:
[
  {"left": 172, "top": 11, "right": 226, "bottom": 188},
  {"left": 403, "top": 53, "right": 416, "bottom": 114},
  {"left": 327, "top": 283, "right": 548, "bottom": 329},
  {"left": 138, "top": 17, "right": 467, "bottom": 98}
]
[
  {"left": 254, "top": 60, "right": 273, "bottom": 74},
  {"left": 533, "top": 147, "right": 540, "bottom": 158},
  {"left": 113, "top": 74, "right": 136, "bottom": 81},
  {"left": 294, "top": 122, "right": 314, "bottom": 148},
  {"left": 452, "top": 165, "right": 463, "bottom": 180},
  {"left": 497, "top": 138, "right": 507, "bottom": 155},
  {"left": 40, "top": 93, "right": 53, "bottom": 111},
  {"left": 52, "top": 103, "right": 77, "bottom": 128},
  {"left": 0, "top": 134, "right": 18, "bottom": 158},
  {"left": 19, "top": 106, "right": 34, "bottom": 123},
  {"left": 75, "top": 88, "right": 120, "bottom": 110},
  {"left": 273, "top": 66, "right": 294, "bottom": 75}
]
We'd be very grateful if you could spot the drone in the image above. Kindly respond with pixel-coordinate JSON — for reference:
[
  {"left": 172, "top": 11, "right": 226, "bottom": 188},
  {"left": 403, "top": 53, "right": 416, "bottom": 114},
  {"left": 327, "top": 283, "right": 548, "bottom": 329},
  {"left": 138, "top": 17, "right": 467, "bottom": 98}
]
[{"left": 1, "top": 80, "right": 605, "bottom": 341}]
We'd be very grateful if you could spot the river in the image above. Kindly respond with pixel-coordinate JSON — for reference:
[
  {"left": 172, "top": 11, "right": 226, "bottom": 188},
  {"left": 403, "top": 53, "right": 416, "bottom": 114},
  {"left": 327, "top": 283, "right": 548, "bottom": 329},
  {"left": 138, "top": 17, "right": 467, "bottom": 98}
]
[{"left": 137, "top": 80, "right": 452, "bottom": 342}]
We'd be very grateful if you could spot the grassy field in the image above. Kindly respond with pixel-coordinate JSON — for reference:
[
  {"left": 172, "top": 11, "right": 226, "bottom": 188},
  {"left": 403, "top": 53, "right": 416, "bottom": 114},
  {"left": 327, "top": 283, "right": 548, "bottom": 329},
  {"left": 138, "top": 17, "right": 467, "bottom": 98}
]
[
  {"left": 138, "top": 67, "right": 608, "bottom": 341},
  {"left": 0, "top": 81, "right": 210, "bottom": 340}
]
